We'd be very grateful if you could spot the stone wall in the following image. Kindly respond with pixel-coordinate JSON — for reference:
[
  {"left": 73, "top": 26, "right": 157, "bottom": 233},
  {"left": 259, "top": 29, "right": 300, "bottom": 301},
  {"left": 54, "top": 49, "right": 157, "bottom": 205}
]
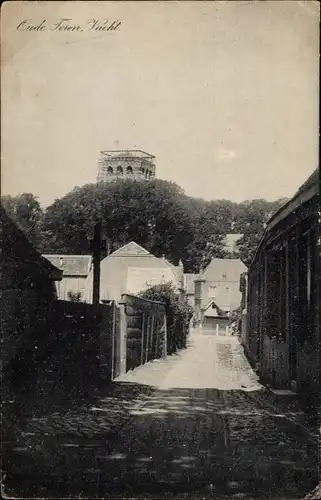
[
  {"left": 119, "top": 294, "right": 167, "bottom": 374},
  {"left": 97, "top": 155, "right": 156, "bottom": 182}
]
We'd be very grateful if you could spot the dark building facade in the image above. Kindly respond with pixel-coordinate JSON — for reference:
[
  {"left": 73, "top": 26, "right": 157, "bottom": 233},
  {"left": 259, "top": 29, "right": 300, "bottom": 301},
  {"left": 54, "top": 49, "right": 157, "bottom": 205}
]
[
  {"left": 242, "top": 169, "right": 320, "bottom": 408},
  {"left": 1, "top": 206, "right": 62, "bottom": 369}
]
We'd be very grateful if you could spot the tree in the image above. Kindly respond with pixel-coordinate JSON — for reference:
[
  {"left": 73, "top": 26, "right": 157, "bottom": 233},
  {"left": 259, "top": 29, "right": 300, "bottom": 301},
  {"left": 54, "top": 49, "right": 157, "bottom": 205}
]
[
  {"left": 1, "top": 193, "right": 43, "bottom": 248},
  {"left": 234, "top": 198, "right": 289, "bottom": 266},
  {"left": 139, "top": 283, "right": 193, "bottom": 354},
  {"left": 234, "top": 232, "right": 263, "bottom": 267},
  {"left": 40, "top": 179, "right": 195, "bottom": 266}
]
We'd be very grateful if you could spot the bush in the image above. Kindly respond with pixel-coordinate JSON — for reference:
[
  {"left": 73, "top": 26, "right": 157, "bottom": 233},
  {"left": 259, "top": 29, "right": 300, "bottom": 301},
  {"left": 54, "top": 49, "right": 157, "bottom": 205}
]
[
  {"left": 138, "top": 283, "right": 193, "bottom": 354},
  {"left": 67, "top": 291, "right": 82, "bottom": 303}
]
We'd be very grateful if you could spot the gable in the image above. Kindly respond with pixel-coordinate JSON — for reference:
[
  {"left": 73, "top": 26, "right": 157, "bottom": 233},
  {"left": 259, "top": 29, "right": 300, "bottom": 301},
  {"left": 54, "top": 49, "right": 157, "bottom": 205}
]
[
  {"left": 203, "top": 300, "right": 225, "bottom": 317},
  {"left": 111, "top": 242, "right": 151, "bottom": 257},
  {"left": 203, "top": 258, "right": 247, "bottom": 282}
]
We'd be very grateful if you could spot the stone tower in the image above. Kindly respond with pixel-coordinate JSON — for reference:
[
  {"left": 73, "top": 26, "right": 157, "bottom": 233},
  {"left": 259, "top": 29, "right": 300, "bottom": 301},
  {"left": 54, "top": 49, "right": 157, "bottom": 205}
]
[{"left": 97, "top": 150, "right": 156, "bottom": 183}]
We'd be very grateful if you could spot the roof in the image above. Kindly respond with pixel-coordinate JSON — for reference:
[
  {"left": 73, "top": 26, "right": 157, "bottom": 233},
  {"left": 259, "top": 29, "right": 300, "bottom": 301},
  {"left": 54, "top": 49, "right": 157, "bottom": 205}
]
[
  {"left": 203, "top": 299, "right": 227, "bottom": 316},
  {"left": 0, "top": 206, "right": 62, "bottom": 282},
  {"left": 250, "top": 168, "right": 319, "bottom": 267},
  {"left": 110, "top": 243, "right": 182, "bottom": 275},
  {"left": 100, "top": 150, "right": 155, "bottom": 159},
  {"left": 203, "top": 258, "right": 247, "bottom": 283},
  {"left": 202, "top": 295, "right": 241, "bottom": 314},
  {"left": 266, "top": 168, "right": 318, "bottom": 233},
  {"left": 84, "top": 242, "right": 180, "bottom": 301},
  {"left": 184, "top": 273, "right": 199, "bottom": 294},
  {"left": 43, "top": 255, "right": 92, "bottom": 276},
  {"left": 110, "top": 242, "right": 151, "bottom": 257}
]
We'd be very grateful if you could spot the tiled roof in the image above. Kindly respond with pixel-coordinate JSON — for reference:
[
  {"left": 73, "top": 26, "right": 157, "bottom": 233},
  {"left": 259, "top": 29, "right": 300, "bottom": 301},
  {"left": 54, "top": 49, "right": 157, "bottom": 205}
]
[
  {"left": 203, "top": 258, "right": 247, "bottom": 282},
  {"left": 184, "top": 273, "right": 199, "bottom": 294},
  {"left": 43, "top": 255, "right": 92, "bottom": 276}
]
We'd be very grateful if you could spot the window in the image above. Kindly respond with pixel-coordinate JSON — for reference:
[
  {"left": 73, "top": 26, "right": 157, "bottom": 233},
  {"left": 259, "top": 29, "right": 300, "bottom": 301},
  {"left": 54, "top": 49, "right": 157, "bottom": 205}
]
[
  {"left": 209, "top": 285, "right": 217, "bottom": 297},
  {"left": 117, "top": 166, "right": 123, "bottom": 175},
  {"left": 107, "top": 166, "right": 113, "bottom": 175},
  {"left": 127, "top": 166, "right": 133, "bottom": 175},
  {"left": 222, "top": 273, "right": 227, "bottom": 280}
]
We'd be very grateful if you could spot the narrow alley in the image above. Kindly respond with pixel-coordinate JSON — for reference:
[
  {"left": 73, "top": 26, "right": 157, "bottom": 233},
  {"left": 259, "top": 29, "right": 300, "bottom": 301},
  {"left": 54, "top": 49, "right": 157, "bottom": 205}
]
[{"left": 3, "top": 330, "right": 319, "bottom": 499}]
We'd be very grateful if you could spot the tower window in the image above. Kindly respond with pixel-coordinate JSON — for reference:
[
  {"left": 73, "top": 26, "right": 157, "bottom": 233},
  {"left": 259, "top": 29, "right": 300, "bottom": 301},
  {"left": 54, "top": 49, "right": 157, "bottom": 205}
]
[
  {"left": 107, "top": 166, "right": 113, "bottom": 175},
  {"left": 117, "top": 166, "right": 123, "bottom": 175},
  {"left": 127, "top": 166, "right": 133, "bottom": 175}
]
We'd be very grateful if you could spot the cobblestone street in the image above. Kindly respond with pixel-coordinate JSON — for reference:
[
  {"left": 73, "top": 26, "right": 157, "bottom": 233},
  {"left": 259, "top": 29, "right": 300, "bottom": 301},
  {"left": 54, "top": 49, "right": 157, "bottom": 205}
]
[{"left": 3, "top": 330, "right": 319, "bottom": 499}]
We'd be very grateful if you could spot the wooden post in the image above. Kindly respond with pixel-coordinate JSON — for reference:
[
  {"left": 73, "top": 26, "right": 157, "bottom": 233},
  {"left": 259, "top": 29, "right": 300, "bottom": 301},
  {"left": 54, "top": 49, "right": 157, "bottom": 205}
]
[
  {"left": 111, "top": 300, "right": 116, "bottom": 380},
  {"left": 119, "top": 296, "right": 127, "bottom": 375},
  {"left": 150, "top": 315, "right": 155, "bottom": 359},
  {"left": 155, "top": 318, "right": 159, "bottom": 357},
  {"left": 89, "top": 222, "right": 106, "bottom": 306},
  {"left": 163, "top": 315, "right": 167, "bottom": 357},
  {"left": 141, "top": 313, "right": 145, "bottom": 365},
  {"left": 145, "top": 316, "right": 150, "bottom": 363}
]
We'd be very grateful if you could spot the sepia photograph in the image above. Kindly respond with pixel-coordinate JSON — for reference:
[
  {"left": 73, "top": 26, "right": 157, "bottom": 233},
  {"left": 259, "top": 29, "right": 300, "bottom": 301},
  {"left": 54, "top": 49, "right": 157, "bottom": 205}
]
[{"left": 1, "top": 1, "right": 320, "bottom": 499}]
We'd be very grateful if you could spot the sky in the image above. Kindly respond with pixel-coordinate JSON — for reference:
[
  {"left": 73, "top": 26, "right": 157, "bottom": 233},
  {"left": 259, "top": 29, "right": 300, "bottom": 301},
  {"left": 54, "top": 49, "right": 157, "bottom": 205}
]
[{"left": 1, "top": 1, "right": 319, "bottom": 208}]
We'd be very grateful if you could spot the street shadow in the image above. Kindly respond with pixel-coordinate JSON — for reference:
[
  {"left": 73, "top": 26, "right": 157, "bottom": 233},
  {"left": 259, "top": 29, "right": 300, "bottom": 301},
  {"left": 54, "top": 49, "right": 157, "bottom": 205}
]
[{"left": 3, "top": 380, "right": 319, "bottom": 500}]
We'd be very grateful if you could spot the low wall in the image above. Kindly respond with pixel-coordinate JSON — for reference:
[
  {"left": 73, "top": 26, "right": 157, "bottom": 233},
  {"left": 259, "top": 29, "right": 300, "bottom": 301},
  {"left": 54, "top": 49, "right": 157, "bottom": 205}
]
[
  {"left": 4, "top": 300, "right": 116, "bottom": 401},
  {"left": 4, "top": 292, "right": 167, "bottom": 403}
]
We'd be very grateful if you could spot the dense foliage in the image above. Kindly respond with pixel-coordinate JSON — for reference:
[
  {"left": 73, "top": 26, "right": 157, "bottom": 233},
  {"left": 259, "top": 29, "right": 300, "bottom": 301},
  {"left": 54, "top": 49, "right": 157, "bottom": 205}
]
[
  {"left": 1, "top": 180, "right": 288, "bottom": 270},
  {"left": 138, "top": 283, "right": 193, "bottom": 354},
  {"left": 1, "top": 193, "right": 43, "bottom": 248}
]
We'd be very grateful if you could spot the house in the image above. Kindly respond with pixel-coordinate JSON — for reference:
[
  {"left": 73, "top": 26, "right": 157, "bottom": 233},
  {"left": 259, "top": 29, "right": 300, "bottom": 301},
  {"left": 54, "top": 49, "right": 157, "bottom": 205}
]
[
  {"left": 43, "top": 254, "right": 92, "bottom": 301},
  {"left": 184, "top": 273, "right": 199, "bottom": 308},
  {"left": 1, "top": 207, "right": 62, "bottom": 299},
  {"left": 244, "top": 168, "right": 320, "bottom": 407},
  {"left": 84, "top": 241, "right": 184, "bottom": 303},
  {"left": 1, "top": 206, "right": 62, "bottom": 368},
  {"left": 194, "top": 258, "right": 247, "bottom": 332}
]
